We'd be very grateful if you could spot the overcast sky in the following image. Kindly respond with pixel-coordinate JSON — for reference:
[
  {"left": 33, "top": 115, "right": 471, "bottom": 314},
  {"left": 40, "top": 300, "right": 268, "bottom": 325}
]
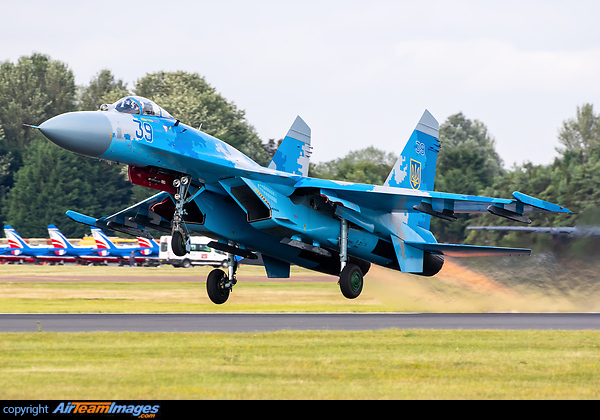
[{"left": 2, "top": 0, "right": 599, "bottom": 167}]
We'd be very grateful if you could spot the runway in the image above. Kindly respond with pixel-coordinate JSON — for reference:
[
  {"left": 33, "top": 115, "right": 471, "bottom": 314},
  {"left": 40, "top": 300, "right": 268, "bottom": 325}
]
[{"left": 1, "top": 313, "right": 599, "bottom": 332}]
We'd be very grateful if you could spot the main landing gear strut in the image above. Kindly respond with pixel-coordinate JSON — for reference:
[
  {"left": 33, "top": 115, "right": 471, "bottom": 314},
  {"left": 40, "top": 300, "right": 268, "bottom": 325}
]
[
  {"left": 203, "top": 216, "right": 365, "bottom": 304},
  {"left": 337, "top": 218, "right": 364, "bottom": 299}
]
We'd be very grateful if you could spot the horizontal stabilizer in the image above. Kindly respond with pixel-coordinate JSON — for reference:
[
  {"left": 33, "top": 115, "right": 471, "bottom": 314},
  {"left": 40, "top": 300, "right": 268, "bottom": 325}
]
[
  {"left": 404, "top": 241, "right": 531, "bottom": 257},
  {"left": 468, "top": 226, "right": 577, "bottom": 235}
]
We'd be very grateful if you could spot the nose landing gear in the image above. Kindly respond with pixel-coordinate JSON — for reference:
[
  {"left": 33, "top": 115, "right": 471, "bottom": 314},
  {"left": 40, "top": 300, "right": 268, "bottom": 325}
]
[
  {"left": 171, "top": 176, "right": 191, "bottom": 257},
  {"left": 206, "top": 268, "right": 234, "bottom": 304}
]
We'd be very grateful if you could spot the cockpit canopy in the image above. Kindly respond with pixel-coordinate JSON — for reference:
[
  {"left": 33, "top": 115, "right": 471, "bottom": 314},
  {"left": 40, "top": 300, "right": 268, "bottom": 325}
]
[{"left": 107, "top": 96, "right": 173, "bottom": 119}]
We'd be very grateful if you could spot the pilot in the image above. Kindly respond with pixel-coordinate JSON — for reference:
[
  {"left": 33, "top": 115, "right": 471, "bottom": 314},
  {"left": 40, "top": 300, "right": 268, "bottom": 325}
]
[{"left": 142, "top": 101, "right": 155, "bottom": 116}]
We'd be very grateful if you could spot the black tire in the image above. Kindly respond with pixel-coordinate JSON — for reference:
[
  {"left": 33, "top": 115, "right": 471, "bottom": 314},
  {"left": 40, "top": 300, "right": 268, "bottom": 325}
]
[
  {"left": 206, "top": 269, "right": 230, "bottom": 304},
  {"left": 339, "top": 264, "right": 363, "bottom": 299},
  {"left": 181, "top": 258, "right": 191, "bottom": 268},
  {"left": 172, "top": 231, "right": 187, "bottom": 257}
]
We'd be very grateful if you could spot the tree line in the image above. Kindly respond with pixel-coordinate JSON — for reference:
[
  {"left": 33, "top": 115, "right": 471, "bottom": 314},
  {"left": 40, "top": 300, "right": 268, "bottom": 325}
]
[
  {"left": 0, "top": 54, "right": 270, "bottom": 238},
  {"left": 1, "top": 53, "right": 597, "bottom": 245}
]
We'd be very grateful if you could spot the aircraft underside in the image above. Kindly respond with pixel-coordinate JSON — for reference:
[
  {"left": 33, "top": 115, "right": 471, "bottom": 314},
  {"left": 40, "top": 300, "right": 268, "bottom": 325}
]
[{"left": 124, "top": 169, "right": 445, "bottom": 304}]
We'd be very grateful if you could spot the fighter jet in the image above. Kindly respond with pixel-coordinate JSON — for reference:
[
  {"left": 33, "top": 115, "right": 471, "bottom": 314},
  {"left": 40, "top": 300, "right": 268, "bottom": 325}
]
[
  {"left": 35, "top": 95, "right": 573, "bottom": 304},
  {"left": 3, "top": 225, "right": 70, "bottom": 262},
  {"left": 91, "top": 227, "right": 157, "bottom": 263},
  {"left": 47, "top": 224, "right": 99, "bottom": 257},
  {"left": 136, "top": 236, "right": 159, "bottom": 257},
  {"left": 46, "top": 224, "right": 130, "bottom": 265}
]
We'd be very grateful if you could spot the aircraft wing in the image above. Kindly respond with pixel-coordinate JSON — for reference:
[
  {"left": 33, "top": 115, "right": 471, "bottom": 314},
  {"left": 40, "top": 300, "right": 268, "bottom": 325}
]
[
  {"left": 66, "top": 192, "right": 174, "bottom": 238},
  {"left": 404, "top": 241, "right": 530, "bottom": 257},
  {"left": 293, "top": 178, "right": 572, "bottom": 222}
]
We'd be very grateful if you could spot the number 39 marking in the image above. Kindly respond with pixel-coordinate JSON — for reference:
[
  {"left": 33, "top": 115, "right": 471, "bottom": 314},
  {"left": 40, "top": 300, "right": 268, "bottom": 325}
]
[
  {"left": 133, "top": 119, "right": 153, "bottom": 143},
  {"left": 415, "top": 141, "right": 425, "bottom": 155}
]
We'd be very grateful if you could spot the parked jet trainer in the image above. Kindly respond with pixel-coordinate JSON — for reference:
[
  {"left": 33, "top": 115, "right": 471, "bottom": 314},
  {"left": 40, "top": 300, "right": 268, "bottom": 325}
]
[{"left": 34, "top": 96, "right": 573, "bottom": 304}]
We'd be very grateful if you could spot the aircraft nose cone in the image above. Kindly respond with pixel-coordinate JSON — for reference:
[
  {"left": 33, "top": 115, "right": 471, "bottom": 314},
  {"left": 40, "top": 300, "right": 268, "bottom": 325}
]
[{"left": 39, "top": 111, "right": 112, "bottom": 157}]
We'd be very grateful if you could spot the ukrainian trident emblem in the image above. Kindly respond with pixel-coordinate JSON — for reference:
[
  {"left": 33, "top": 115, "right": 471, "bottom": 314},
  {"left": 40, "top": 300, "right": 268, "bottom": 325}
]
[{"left": 410, "top": 159, "right": 421, "bottom": 189}]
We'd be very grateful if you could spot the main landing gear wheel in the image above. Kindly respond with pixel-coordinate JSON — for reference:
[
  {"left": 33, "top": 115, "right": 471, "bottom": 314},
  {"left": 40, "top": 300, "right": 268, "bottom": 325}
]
[
  {"left": 339, "top": 264, "right": 363, "bottom": 299},
  {"left": 206, "top": 269, "right": 231, "bottom": 304},
  {"left": 171, "top": 230, "right": 187, "bottom": 257}
]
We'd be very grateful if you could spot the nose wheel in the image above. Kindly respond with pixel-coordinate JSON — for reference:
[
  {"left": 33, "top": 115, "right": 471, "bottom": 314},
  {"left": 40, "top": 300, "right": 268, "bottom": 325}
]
[
  {"left": 206, "top": 269, "right": 233, "bottom": 304},
  {"left": 171, "top": 230, "right": 187, "bottom": 257}
]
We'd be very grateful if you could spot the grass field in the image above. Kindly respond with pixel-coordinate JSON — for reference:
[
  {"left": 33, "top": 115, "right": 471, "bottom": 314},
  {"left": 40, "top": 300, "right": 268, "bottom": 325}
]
[
  {"left": 2, "top": 330, "right": 599, "bottom": 399},
  {"left": 2, "top": 258, "right": 600, "bottom": 399}
]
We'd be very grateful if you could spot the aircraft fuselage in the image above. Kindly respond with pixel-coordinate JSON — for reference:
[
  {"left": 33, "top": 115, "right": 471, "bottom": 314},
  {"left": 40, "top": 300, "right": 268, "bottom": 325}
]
[{"left": 40, "top": 108, "right": 402, "bottom": 275}]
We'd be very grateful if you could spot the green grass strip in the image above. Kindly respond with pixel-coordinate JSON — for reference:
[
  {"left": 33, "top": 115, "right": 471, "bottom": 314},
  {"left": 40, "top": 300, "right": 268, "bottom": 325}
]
[{"left": 1, "top": 330, "right": 599, "bottom": 399}]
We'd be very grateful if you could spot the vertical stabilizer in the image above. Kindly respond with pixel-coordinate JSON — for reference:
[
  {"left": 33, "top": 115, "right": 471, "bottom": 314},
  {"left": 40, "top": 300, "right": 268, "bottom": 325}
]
[
  {"left": 91, "top": 227, "right": 118, "bottom": 251},
  {"left": 385, "top": 110, "right": 440, "bottom": 191},
  {"left": 385, "top": 110, "right": 440, "bottom": 231},
  {"left": 137, "top": 237, "right": 158, "bottom": 256},
  {"left": 4, "top": 225, "right": 28, "bottom": 250},
  {"left": 268, "top": 116, "right": 312, "bottom": 177},
  {"left": 48, "top": 225, "right": 74, "bottom": 250}
]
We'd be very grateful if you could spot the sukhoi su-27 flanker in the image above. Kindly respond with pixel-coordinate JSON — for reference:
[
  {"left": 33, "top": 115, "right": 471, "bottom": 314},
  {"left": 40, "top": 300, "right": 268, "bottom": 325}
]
[{"left": 34, "top": 96, "right": 573, "bottom": 304}]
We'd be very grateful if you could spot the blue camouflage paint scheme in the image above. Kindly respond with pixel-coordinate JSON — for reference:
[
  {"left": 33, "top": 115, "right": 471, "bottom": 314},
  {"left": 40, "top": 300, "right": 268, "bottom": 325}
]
[
  {"left": 38, "top": 96, "right": 573, "bottom": 279},
  {"left": 268, "top": 116, "right": 312, "bottom": 177}
]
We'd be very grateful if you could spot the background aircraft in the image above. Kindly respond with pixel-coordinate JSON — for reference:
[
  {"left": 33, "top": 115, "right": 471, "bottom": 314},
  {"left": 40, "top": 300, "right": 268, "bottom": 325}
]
[
  {"left": 2, "top": 225, "right": 70, "bottom": 263},
  {"left": 137, "top": 236, "right": 159, "bottom": 257},
  {"left": 47, "top": 224, "right": 130, "bottom": 265},
  {"left": 37, "top": 95, "right": 573, "bottom": 304},
  {"left": 47, "top": 224, "right": 99, "bottom": 257},
  {"left": 0, "top": 241, "right": 17, "bottom": 255},
  {"left": 91, "top": 227, "right": 157, "bottom": 264}
]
